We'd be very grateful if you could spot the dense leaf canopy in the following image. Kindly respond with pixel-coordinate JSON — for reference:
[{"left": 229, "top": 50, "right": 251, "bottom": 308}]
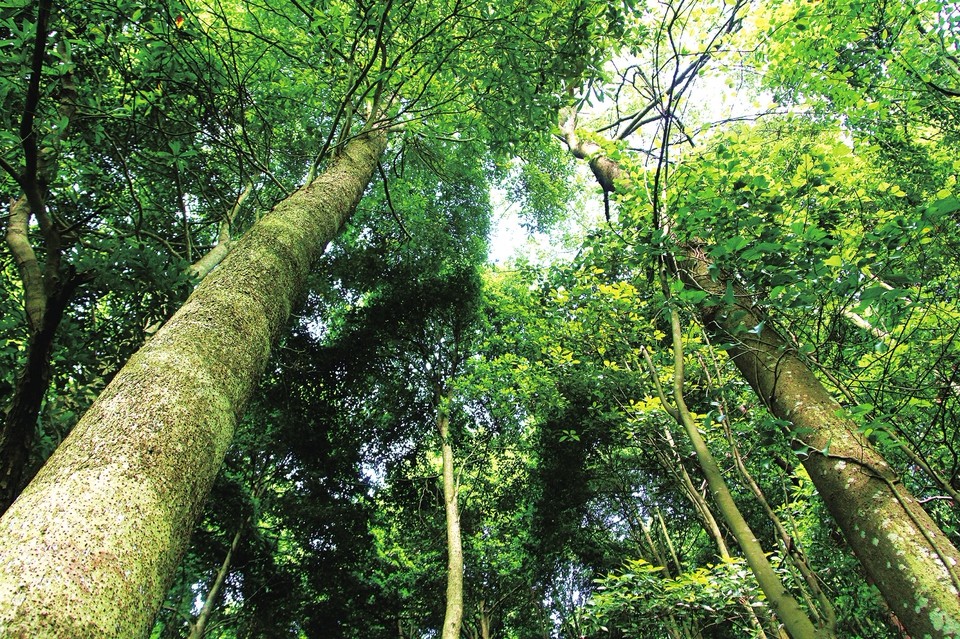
[{"left": 2, "top": 0, "right": 959, "bottom": 637}]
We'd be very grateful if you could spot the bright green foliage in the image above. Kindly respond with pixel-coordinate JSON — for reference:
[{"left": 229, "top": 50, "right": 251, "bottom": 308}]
[
  {"left": 657, "top": 116, "right": 960, "bottom": 526},
  {"left": 150, "top": 328, "right": 385, "bottom": 638},
  {"left": 754, "top": 0, "right": 960, "bottom": 133},
  {"left": 586, "top": 557, "right": 766, "bottom": 637},
  {"left": 498, "top": 141, "right": 579, "bottom": 232},
  {"left": 1, "top": 0, "right": 616, "bottom": 634},
  {"left": 1, "top": 0, "right": 605, "bottom": 498},
  {"left": 4, "top": 0, "right": 960, "bottom": 636}
]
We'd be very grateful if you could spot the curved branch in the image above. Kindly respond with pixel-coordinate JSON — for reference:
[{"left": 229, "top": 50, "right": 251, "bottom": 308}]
[{"left": 5, "top": 197, "right": 45, "bottom": 332}]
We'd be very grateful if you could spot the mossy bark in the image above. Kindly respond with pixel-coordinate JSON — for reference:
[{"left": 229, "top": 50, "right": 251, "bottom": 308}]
[
  {"left": 561, "top": 125, "right": 960, "bottom": 639},
  {"left": 683, "top": 247, "right": 960, "bottom": 639},
  {"left": 0, "top": 130, "right": 387, "bottom": 638}
]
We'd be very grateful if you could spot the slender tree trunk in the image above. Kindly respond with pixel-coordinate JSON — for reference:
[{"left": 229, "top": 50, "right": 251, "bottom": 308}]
[
  {"left": 438, "top": 388, "right": 465, "bottom": 639},
  {"left": 0, "top": 13, "right": 82, "bottom": 514},
  {"left": 656, "top": 509, "right": 682, "bottom": 575},
  {"left": 718, "top": 398, "right": 837, "bottom": 631},
  {"left": 0, "top": 129, "right": 387, "bottom": 638},
  {"left": 743, "top": 603, "right": 767, "bottom": 639},
  {"left": 658, "top": 425, "right": 731, "bottom": 559},
  {"left": 563, "top": 121, "right": 960, "bottom": 639},
  {"left": 637, "top": 519, "right": 688, "bottom": 639},
  {"left": 187, "top": 524, "right": 244, "bottom": 639},
  {"left": 187, "top": 181, "right": 254, "bottom": 281},
  {"left": 0, "top": 270, "right": 85, "bottom": 510},
  {"left": 643, "top": 312, "right": 828, "bottom": 639},
  {"left": 479, "top": 603, "right": 492, "bottom": 639},
  {"left": 700, "top": 347, "right": 838, "bottom": 631}
]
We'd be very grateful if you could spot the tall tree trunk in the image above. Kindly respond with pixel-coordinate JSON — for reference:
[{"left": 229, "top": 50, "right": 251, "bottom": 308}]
[
  {"left": 0, "top": 129, "right": 387, "bottom": 638},
  {"left": 700, "top": 346, "right": 837, "bottom": 631},
  {"left": 0, "top": 6, "right": 83, "bottom": 514},
  {"left": 656, "top": 509, "right": 682, "bottom": 575},
  {"left": 479, "top": 602, "right": 492, "bottom": 639},
  {"left": 683, "top": 251, "right": 960, "bottom": 639},
  {"left": 637, "top": 519, "right": 690, "bottom": 639},
  {"left": 438, "top": 388, "right": 465, "bottom": 639},
  {"left": 562, "top": 123, "right": 960, "bottom": 639},
  {"left": 643, "top": 313, "right": 827, "bottom": 639}
]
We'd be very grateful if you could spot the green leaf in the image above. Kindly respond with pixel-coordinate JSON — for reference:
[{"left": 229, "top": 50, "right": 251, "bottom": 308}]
[{"left": 823, "top": 255, "right": 843, "bottom": 268}]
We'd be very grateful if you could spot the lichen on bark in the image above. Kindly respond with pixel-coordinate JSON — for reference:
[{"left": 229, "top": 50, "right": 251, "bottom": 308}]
[{"left": 0, "top": 130, "right": 387, "bottom": 638}]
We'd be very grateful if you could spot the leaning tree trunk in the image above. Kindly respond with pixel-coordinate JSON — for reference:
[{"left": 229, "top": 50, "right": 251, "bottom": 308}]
[
  {"left": 682, "top": 250, "right": 960, "bottom": 639},
  {"left": 0, "top": 6, "right": 84, "bottom": 513},
  {"left": 643, "top": 311, "right": 827, "bottom": 639},
  {"left": 187, "top": 520, "right": 245, "bottom": 639},
  {"left": 0, "top": 129, "right": 387, "bottom": 638},
  {"left": 562, "top": 125, "right": 960, "bottom": 639}
]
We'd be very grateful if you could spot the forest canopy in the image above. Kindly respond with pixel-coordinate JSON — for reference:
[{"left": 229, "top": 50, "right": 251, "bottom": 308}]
[{"left": 1, "top": 0, "right": 959, "bottom": 637}]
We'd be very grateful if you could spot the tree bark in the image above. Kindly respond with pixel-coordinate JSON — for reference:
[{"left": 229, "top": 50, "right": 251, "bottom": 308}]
[
  {"left": 479, "top": 602, "right": 491, "bottom": 639},
  {"left": 438, "top": 388, "right": 465, "bottom": 639},
  {"left": 0, "top": 129, "right": 387, "bottom": 638},
  {"left": 682, "top": 250, "right": 960, "bottom": 639},
  {"left": 562, "top": 120, "right": 960, "bottom": 639}
]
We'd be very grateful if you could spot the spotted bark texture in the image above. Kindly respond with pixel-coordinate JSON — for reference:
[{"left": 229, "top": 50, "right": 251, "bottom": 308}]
[
  {"left": 0, "top": 130, "right": 387, "bottom": 638},
  {"left": 684, "top": 249, "right": 960, "bottom": 639},
  {"left": 562, "top": 124, "right": 960, "bottom": 638}
]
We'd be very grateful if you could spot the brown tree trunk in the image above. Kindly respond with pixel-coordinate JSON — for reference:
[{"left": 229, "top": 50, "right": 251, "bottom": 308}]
[
  {"left": 0, "top": 269, "right": 88, "bottom": 511},
  {"left": 683, "top": 250, "right": 960, "bottom": 639},
  {"left": 562, "top": 120, "right": 960, "bottom": 639},
  {"left": 0, "top": 8, "right": 82, "bottom": 514},
  {"left": 0, "top": 129, "right": 387, "bottom": 638}
]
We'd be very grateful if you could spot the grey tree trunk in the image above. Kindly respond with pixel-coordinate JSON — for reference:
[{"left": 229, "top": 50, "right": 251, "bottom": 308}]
[
  {"left": 0, "top": 130, "right": 387, "bottom": 638},
  {"left": 187, "top": 523, "right": 244, "bottom": 639},
  {"left": 438, "top": 391, "right": 465, "bottom": 639}
]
